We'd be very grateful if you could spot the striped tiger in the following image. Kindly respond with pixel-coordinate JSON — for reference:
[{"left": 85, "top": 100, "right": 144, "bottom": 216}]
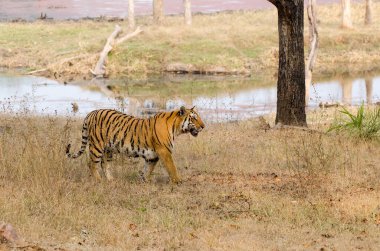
[{"left": 66, "top": 106, "right": 205, "bottom": 183}]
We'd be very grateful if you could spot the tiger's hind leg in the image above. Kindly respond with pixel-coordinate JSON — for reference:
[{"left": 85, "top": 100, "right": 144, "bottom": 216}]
[
  {"left": 140, "top": 158, "right": 159, "bottom": 182},
  {"left": 88, "top": 145, "right": 103, "bottom": 181},
  {"left": 88, "top": 159, "right": 102, "bottom": 181},
  {"left": 101, "top": 149, "right": 114, "bottom": 181}
]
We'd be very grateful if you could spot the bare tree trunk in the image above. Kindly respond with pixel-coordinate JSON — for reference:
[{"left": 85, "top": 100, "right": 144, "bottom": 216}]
[
  {"left": 153, "top": 0, "right": 164, "bottom": 24},
  {"left": 128, "top": 0, "right": 135, "bottom": 29},
  {"left": 268, "top": 0, "right": 306, "bottom": 126},
  {"left": 305, "top": 0, "right": 319, "bottom": 106},
  {"left": 184, "top": 0, "right": 192, "bottom": 25},
  {"left": 365, "top": 0, "right": 372, "bottom": 25},
  {"left": 341, "top": 0, "right": 353, "bottom": 28}
]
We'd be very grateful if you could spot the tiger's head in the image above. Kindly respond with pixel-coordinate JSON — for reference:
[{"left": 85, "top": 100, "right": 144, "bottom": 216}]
[{"left": 178, "top": 106, "right": 205, "bottom": 137}]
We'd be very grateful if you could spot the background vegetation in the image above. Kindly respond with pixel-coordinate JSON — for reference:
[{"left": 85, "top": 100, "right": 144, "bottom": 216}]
[{"left": 0, "top": 2, "right": 379, "bottom": 80}]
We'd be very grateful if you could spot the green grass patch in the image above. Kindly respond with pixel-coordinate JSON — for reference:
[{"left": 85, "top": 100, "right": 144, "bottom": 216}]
[{"left": 328, "top": 104, "right": 380, "bottom": 140}]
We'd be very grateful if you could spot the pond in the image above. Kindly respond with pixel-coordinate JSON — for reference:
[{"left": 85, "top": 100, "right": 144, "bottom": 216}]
[
  {"left": 0, "top": 0, "right": 338, "bottom": 21},
  {"left": 0, "top": 73, "right": 379, "bottom": 122}
]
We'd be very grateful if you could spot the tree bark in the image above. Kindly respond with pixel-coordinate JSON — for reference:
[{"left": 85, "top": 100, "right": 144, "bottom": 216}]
[
  {"left": 365, "top": 0, "right": 372, "bottom": 25},
  {"left": 305, "top": 0, "right": 318, "bottom": 106},
  {"left": 268, "top": 0, "right": 306, "bottom": 126},
  {"left": 341, "top": 0, "right": 353, "bottom": 28},
  {"left": 128, "top": 0, "right": 135, "bottom": 29},
  {"left": 184, "top": 0, "right": 192, "bottom": 25},
  {"left": 153, "top": 0, "right": 164, "bottom": 24}
]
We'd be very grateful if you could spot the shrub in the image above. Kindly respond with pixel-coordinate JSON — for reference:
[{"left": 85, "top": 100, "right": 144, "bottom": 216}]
[{"left": 328, "top": 104, "right": 380, "bottom": 140}]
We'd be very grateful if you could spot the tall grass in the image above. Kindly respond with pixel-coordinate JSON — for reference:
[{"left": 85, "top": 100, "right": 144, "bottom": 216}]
[
  {"left": 1, "top": 112, "right": 380, "bottom": 249},
  {"left": 328, "top": 104, "right": 380, "bottom": 140}
]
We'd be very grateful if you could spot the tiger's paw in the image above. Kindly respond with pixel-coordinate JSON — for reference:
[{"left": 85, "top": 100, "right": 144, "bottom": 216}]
[
  {"left": 138, "top": 171, "right": 147, "bottom": 183},
  {"left": 171, "top": 177, "right": 183, "bottom": 184}
]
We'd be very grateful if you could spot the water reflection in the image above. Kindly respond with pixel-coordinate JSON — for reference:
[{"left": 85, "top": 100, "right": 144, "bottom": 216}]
[
  {"left": 308, "top": 77, "right": 379, "bottom": 106},
  {"left": 0, "top": 74, "right": 379, "bottom": 122}
]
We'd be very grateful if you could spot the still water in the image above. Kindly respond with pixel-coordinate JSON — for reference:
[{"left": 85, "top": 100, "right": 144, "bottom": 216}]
[
  {"left": 0, "top": 0, "right": 338, "bottom": 21},
  {"left": 0, "top": 74, "right": 379, "bottom": 122}
]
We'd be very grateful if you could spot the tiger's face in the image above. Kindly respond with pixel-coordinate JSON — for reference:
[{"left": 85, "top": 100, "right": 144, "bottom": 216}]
[{"left": 179, "top": 106, "right": 205, "bottom": 137}]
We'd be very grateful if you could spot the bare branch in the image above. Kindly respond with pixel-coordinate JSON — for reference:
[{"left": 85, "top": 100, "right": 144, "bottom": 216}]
[
  {"left": 91, "top": 26, "right": 142, "bottom": 78},
  {"left": 90, "top": 25, "right": 122, "bottom": 77},
  {"left": 115, "top": 26, "right": 143, "bottom": 45},
  {"left": 305, "top": 0, "right": 319, "bottom": 105},
  {"left": 306, "top": 0, "right": 318, "bottom": 72}
]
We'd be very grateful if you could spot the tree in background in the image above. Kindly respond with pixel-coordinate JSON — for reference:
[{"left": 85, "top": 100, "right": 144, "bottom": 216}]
[
  {"left": 128, "top": 0, "right": 135, "bottom": 29},
  {"left": 184, "top": 0, "right": 192, "bottom": 25},
  {"left": 341, "top": 0, "right": 353, "bottom": 28},
  {"left": 267, "top": 0, "right": 307, "bottom": 126},
  {"left": 153, "top": 0, "right": 164, "bottom": 24},
  {"left": 364, "top": 0, "right": 372, "bottom": 25}
]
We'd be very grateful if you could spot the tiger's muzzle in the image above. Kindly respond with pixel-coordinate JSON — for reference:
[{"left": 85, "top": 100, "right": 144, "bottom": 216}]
[{"left": 190, "top": 124, "right": 205, "bottom": 137}]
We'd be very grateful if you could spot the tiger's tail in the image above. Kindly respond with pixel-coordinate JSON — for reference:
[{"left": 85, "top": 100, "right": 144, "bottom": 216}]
[{"left": 66, "top": 118, "right": 89, "bottom": 159}]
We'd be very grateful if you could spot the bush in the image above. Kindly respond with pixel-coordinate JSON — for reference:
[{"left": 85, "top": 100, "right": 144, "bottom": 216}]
[{"left": 328, "top": 104, "right": 380, "bottom": 140}]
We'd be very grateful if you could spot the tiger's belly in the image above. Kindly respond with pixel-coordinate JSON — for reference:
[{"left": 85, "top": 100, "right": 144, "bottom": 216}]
[{"left": 123, "top": 146, "right": 158, "bottom": 161}]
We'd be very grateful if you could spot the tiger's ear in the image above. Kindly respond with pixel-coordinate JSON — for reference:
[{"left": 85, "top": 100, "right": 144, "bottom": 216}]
[
  {"left": 179, "top": 106, "right": 186, "bottom": 116},
  {"left": 191, "top": 106, "right": 196, "bottom": 111}
]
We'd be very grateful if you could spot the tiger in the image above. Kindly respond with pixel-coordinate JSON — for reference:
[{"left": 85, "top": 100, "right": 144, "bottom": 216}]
[{"left": 66, "top": 106, "right": 205, "bottom": 183}]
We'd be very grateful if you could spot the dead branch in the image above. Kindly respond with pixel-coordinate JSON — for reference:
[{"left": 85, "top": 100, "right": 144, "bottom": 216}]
[
  {"left": 305, "top": 0, "right": 319, "bottom": 105},
  {"left": 115, "top": 26, "right": 142, "bottom": 45},
  {"left": 90, "top": 25, "right": 122, "bottom": 78},
  {"left": 90, "top": 25, "right": 142, "bottom": 78},
  {"left": 27, "top": 68, "right": 48, "bottom": 75}
]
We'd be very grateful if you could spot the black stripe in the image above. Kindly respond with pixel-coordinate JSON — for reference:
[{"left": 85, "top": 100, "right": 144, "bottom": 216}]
[
  {"left": 104, "top": 110, "right": 116, "bottom": 126},
  {"left": 111, "top": 116, "right": 124, "bottom": 143},
  {"left": 153, "top": 118, "right": 162, "bottom": 145},
  {"left": 91, "top": 133, "right": 103, "bottom": 154},
  {"left": 105, "top": 113, "right": 119, "bottom": 138},
  {"left": 167, "top": 111, "right": 174, "bottom": 121},
  {"left": 93, "top": 124, "right": 102, "bottom": 145},
  {"left": 90, "top": 145, "right": 102, "bottom": 157},
  {"left": 163, "top": 143, "right": 172, "bottom": 153},
  {"left": 133, "top": 119, "right": 140, "bottom": 133},
  {"left": 120, "top": 117, "right": 133, "bottom": 136}
]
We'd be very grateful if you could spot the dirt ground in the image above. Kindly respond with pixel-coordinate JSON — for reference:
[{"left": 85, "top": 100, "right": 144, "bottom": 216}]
[{"left": 0, "top": 111, "right": 379, "bottom": 250}]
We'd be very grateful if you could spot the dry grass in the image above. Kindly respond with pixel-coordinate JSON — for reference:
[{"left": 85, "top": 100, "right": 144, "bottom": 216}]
[
  {"left": 0, "top": 2, "right": 380, "bottom": 80},
  {"left": 1, "top": 108, "right": 380, "bottom": 250}
]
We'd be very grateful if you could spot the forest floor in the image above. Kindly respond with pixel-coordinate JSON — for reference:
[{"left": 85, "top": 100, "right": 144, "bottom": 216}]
[
  {"left": 0, "top": 108, "right": 380, "bottom": 250},
  {"left": 0, "top": 2, "right": 379, "bottom": 81}
]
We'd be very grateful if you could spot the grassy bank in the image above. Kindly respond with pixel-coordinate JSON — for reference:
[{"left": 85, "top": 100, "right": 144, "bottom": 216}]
[
  {"left": 1, "top": 2, "right": 380, "bottom": 81},
  {"left": 1, "top": 109, "right": 380, "bottom": 250}
]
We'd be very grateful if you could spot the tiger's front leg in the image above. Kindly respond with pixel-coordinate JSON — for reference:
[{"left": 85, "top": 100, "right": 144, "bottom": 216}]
[{"left": 156, "top": 147, "right": 182, "bottom": 184}]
